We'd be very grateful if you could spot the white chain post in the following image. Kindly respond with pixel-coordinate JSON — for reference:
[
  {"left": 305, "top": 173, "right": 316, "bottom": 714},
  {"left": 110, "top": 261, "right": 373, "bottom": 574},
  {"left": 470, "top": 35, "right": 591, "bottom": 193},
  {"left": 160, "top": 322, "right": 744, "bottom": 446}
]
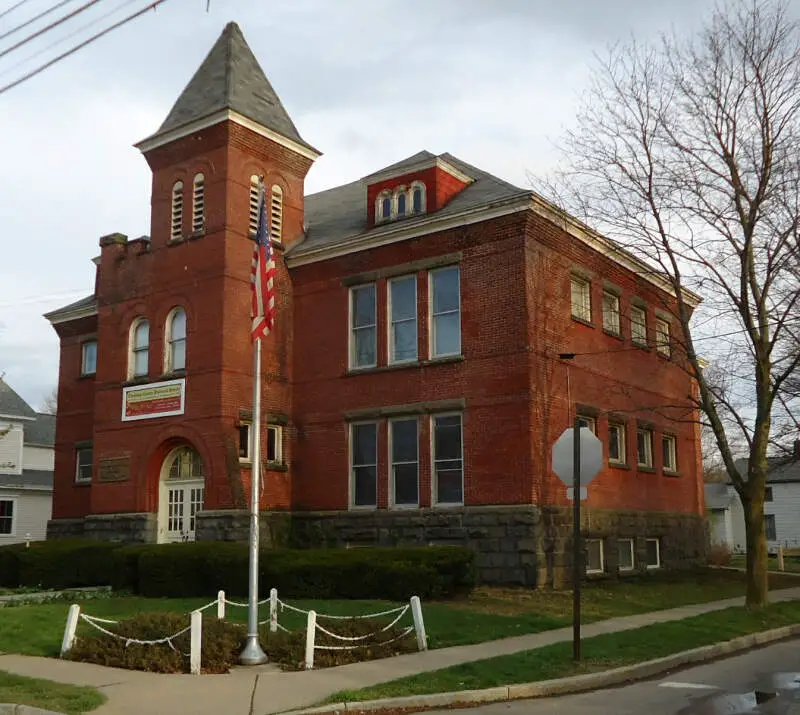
[
  {"left": 60, "top": 604, "right": 81, "bottom": 657},
  {"left": 304, "top": 610, "right": 317, "bottom": 670},
  {"left": 217, "top": 590, "right": 225, "bottom": 620},
  {"left": 410, "top": 596, "right": 427, "bottom": 651},
  {"left": 269, "top": 588, "right": 278, "bottom": 633},
  {"left": 190, "top": 610, "right": 202, "bottom": 675}
]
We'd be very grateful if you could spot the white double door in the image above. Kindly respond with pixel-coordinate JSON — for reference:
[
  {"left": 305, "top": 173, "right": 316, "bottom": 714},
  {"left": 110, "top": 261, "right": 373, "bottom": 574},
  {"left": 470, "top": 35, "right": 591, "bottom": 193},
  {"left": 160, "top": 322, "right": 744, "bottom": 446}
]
[{"left": 163, "top": 480, "right": 205, "bottom": 542}]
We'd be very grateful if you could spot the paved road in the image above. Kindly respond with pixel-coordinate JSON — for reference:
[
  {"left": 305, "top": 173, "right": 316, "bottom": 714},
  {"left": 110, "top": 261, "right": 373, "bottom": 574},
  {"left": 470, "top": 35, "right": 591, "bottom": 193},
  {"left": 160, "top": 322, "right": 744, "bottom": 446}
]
[{"left": 417, "top": 639, "right": 800, "bottom": 714}]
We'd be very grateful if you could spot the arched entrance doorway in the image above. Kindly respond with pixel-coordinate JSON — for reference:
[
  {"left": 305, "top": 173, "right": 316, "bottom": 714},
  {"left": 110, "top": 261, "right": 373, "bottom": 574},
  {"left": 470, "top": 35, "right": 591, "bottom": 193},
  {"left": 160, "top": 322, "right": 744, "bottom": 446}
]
[{"left": 157, "top": 445, "right": 205, "bottom": 543}]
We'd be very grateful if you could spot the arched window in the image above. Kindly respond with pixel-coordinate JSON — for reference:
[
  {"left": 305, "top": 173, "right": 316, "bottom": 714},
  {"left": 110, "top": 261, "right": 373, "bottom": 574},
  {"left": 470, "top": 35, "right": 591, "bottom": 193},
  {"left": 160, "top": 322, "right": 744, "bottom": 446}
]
[
  {"left": 396, "top": 189, "right": 407, "bottom": 217},
  {"left": 130, "top": 318, "right": 149, "bottom": 378},
  {"left": 249, "top": 175, "right": 260, "bottom": 235},
  {"left": 270, "top": 185, "right": 283, "bottom": 242},
  {"left": 165, "top": 307, "right": 187, "bottom": 372},
  {"left": 191, "top": 174, "right": 204, "bottom": 233},
  {"left": 170, "top": 182, "right": 183, "bottom": 240},
  {"left": 411, "top": 182, "right": 426, "bottom": 214},
  {"left": 167, "top": 446, "right": 204, "bottom": 481},
  {"left": 375, "top": 191, "right": 392, "bottom": 223}
]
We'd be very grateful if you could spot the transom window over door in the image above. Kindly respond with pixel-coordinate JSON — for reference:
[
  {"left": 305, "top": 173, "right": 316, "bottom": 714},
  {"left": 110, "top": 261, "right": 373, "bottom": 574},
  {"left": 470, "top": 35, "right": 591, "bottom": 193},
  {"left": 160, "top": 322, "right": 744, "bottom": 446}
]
[
  {"left": 431, "top": 266, "right": 461, "bottom": 357},
  {"left": 351, "top": 422, "right": 377, "bottom": 507},
  {"left": 391, "top": 418, "right": 418, "bottom": 506},
  {"left": 350, "top": 284, "right": 377, "bottom": 368},
  {"left": 389, "top": 276, "right": 417, "bottom": 363},
  {"left": 433, "top": 414, "right": 463, "bottom": 505}
]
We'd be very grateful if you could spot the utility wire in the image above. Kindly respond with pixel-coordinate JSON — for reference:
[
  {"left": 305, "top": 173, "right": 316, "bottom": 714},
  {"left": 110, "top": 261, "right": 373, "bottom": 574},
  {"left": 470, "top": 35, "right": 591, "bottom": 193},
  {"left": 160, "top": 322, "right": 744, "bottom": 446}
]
[
  {"left": 0, "top": 0, "right": 34, "bottom": 22},
  {"left": 0, "top": 0, "right": 168, "bottom": 95},
  {"left": 0, "top": 0, "right": 74, "bottom": 42},
  {"left": 0, "top": 0, "right": 103, "bottom": 60}
]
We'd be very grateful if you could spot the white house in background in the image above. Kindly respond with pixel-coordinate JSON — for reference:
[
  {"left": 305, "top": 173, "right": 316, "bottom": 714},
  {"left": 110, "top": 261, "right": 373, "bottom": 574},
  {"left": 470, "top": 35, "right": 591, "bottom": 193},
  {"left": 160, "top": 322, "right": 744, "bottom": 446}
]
[
  {"left": 705, "top": 446, "right": 800, "bottom": 555},
  {"left": 0, "top": 378, "right": 55, "bottom": 544}
]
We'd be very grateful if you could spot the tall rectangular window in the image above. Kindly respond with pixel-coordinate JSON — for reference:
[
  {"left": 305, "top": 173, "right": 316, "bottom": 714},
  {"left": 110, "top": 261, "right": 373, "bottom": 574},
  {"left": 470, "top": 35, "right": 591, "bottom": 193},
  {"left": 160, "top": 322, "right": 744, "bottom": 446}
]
[
  {"left": 433, "top": 414, "right": 463, "bottom": 505},
  {"left": 602, "top": 290, "right": 620, "bottom": 335},
  {"left": 646, "top": 538, "right": 661, "bottom": 569},
  {"left": 618, "top": 538, "right": 634, "bottom": 571},
  {"left": 75, "top": 446, "right": 93, "bottom": 483},
  {"left": 238, "top": 423, "right": 251, "bottom": 461},
  {"left": 350, "top": 422, "right": 377, "bottom": 507},
  {"left": 586, "top": 539, "right": 604, "bottom": 574},
  {"left": 0, "top": 500, "right": 13, "bottom": 535},
  {"left": 765, "top": 514, "right": 777, "bottom": 541},
  {"left": 81, "top": 341, "right": 97, "bottom": 376},
  {"left": 390, "top": 419, "right": 418, "bottom": 506},
  {"left": 609, "top": 422, "right": 626, "bottom": 465},
  {"left": 570, "top": 276, "right": 591, "bottom": 322},
  {"left": 267, "top": 425, "right": 282, "bottom": 463},
  {"left": 662, "top": 434, "right": 677, "bottom": 473},
  {"left": 637, "top": 428, "right": 653, "bottom": 468},
  {"left": 655, "top": 318, "right": 671, "bottom": 357},
  {"left": 631, "top": 304, "right": 647, "bottom": 345},
  {"left": 577, "top": 415, "right": 596, "bottom": 433},
  {"left": 350, "top": 285, "right": 377, "bottom": 368},
  {"left": 431, "top": 266, "right": 461, "bottom": 357},
  {"left": 389, "top": 276, "right": 418, "bottom": 363}
]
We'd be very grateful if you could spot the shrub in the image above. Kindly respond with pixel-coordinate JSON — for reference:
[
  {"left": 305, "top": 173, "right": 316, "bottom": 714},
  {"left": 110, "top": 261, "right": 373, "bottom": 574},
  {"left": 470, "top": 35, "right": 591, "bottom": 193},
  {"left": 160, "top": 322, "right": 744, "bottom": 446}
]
[
  {"left": 0, "top": 543, "right": 25, "bottom": 588},
  {"left": 16, "top": 540, "right": 118, "bottom": 590},
  {"left": 708, "top": 543, "right": 732, "bottom": 567}
]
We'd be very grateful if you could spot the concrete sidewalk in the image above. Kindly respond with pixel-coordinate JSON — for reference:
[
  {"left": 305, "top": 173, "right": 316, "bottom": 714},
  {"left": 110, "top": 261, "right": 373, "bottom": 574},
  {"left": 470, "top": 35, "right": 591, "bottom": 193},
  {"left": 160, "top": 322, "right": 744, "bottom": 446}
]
[{"left": 2, "top": 587, "right": 800, "bottom": 715}]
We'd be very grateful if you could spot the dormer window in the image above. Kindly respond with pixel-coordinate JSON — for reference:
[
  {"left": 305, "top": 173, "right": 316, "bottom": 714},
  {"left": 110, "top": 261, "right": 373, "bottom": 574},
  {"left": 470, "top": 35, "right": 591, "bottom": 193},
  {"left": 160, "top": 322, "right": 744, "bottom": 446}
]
[
  {"left": 375, "top": 183, "right": 426, "bottom": 224},
  {"left": 376, "top": 190, "right": 393, "bottom": 223},
  {"left": 411, "top": 182, "right": 426, "bottom": 214},
  {"left": 397, "top": 190, "right": 407, "bottom": 217}
]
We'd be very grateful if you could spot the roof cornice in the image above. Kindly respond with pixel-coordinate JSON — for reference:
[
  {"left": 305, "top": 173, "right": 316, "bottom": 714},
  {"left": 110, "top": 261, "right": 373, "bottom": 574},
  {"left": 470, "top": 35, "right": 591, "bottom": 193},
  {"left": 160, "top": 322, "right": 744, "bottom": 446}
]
[
  {"left": 43, "top": 301, "right": 98, "bottom": 326},
  {"left": 135, "top": 109, "right": 322, "bottom": 161}
]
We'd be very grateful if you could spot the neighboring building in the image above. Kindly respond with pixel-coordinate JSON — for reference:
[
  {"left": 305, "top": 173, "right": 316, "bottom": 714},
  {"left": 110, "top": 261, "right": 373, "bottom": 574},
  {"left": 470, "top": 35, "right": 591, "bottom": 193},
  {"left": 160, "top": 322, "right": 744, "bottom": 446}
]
[
  {"left": 43, "top": 22, "right": 706, "bottom": 586},
  {"left": 706, "top": 447, "right": 800, "bottom": 555},
  {"left": 0, "top": 379, "right": 55, "bottom": 544}
]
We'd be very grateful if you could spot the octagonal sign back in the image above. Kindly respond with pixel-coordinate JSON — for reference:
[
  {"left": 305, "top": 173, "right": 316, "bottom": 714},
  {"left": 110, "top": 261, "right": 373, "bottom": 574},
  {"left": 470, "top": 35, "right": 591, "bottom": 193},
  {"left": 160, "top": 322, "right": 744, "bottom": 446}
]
[{"left": 551, "top": 426, "right": 604, "bottom": 487}]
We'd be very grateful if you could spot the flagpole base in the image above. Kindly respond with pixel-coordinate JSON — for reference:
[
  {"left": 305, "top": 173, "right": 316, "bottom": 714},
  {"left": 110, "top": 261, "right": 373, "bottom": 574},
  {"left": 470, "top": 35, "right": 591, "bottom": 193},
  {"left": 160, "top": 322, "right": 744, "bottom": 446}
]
[{"left": 239, "top": 635, "right": 268, "bottom": 665}]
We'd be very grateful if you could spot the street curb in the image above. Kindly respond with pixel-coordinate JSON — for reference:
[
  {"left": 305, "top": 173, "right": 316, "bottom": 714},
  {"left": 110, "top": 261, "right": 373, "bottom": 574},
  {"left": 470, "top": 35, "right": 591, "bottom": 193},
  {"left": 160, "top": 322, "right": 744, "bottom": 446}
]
[
  {"left": 280, "top": 624, "right": 800, "bottom": 715},
  {"left": 0, "top": 705, "right": 64, "bottom": 715}
]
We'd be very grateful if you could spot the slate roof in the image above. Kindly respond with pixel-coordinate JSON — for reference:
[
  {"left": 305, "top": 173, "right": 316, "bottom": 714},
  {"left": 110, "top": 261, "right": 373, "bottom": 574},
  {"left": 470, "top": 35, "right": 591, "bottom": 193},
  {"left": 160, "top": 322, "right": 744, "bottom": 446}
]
[
  {"left": 146, "top": 22, "right": 316, "bottom": 153},
  {"left": 295, "top": 151, "right": 530, "bottom": 258},
  {"left": 42, "top": 294, "right": 96, "bottom": 323},
  {"left": 26, "top": 413, "right": 55, "bottom": 447},
  {"left": 0, "top": 379, "right": 36, "bottom": 420},
  {"left": 0, "top": 469, "right": 52, "bottom": 490}
]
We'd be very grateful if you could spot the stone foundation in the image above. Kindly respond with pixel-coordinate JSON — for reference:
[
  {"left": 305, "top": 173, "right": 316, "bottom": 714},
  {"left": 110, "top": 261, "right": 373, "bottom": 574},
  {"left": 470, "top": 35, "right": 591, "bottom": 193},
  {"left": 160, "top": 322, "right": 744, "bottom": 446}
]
[{"left": 46, "top": 506, "right": 708, "bottom": 587}]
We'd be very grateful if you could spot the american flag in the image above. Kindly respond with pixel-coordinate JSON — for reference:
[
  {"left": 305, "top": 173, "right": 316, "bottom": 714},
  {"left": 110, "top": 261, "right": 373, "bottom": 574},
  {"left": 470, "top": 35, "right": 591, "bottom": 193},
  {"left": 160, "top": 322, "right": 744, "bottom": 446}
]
[{"left": 251, "top": 182, "right": 276, "bottom": 341}]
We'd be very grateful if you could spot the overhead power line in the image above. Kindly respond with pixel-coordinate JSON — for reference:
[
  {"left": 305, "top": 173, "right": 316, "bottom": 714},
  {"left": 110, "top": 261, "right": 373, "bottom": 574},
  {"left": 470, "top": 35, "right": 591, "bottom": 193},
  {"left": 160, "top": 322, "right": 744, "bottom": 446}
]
[
  {"left": 0, "top": 0, "right": 34, "bottom": 22},
  {"left": 0, "top": 0, "right": 169, "bottom": 96},
  {"left": 0, "top": 0, "right": 74, "bottom": 43}
]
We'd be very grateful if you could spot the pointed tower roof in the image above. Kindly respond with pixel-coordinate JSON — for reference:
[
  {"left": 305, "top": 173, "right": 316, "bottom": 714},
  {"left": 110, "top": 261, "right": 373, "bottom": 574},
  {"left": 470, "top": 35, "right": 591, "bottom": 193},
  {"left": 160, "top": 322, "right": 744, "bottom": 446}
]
[
  {"left": 0, "top": 378, "right": 36, "bottom": 420},
  {"left": 137, "top": 22, "right": 318, "bottom": 156}
]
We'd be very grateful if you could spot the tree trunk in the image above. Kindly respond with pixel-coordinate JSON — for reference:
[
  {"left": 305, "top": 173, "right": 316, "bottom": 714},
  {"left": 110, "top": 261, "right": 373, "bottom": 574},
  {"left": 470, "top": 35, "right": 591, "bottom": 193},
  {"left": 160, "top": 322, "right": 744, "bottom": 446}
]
[{"left": 743, "top": 492, "right": 769, "bottom": 607}]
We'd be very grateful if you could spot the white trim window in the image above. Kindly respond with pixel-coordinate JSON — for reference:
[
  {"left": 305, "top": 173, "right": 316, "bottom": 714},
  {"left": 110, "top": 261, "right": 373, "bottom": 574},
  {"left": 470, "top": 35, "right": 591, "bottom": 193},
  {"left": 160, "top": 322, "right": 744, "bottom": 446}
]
[
  {"left": 618, "top": 538, "right": 635, "bottom": 571},
  {"left": 266, "top": 425, "right": 282, "bottom": 464},
  {"left": 166, "top": 308, "right": 187, "bottom": 372},
  {"left": 411, "top": 182, "right": 426, "bottom": 214},
  {"left": 433, "top": 413, "right": 463, "bottom": 505},
  {"left": 586, "top": 539, "right": 604, "bottom": 574},
  {"left": 645, "top": 538, "right": 661, "bottom": 569},
  {"left": 570, "top": 276, "right": 591, "bottom": 322},
  {"left": 637, "top": 427, "right": 653, "bottom": 468},
  {"left": 75, "top": 445, "right": 93, "bottom": 483},
  {"left": 395, "top": 186, "right": 408, "bottom": 217},
  {"left": 376, "top": 190, "right": 392, "bottom": 223},
  {"left": 390, "top": 418, "right": 418, "bottom": 507},
  {"left": 662, "top": 434, "right": 677, "bottom": 473},
  {"left": 238, "top": 422, "right": 251, "bottom": 462},
  {"left": 350, "top": 284, "right": 377, "bottom": 369},
  {"left": 81, "top": 341, "right": 97, "bottom": 376},
  {"left": 631, "top": 304, "right": 647, "bottom": 345},
  {"left": 602, "top": 290, "right": 620, "bottom": 335},
  {"left": 430, "top": 266, "right": 461, "bottom": 358},
  {"left": 0, "top": 499, "right": 15, "bottom": 535},
  {"left": 192, "top": 173, "right": 205, "bottom": 233},
  {"left": 249, "top": 175, "right": 260, "bottom": 235},
  {"left": 389, "top": 276, "right": 418, "bottom": 363},
  {"left": 350, "top": 422, "right": 378, "bottom": 508},
  {"left": 577, "top": 415, "right": 596, "bottom": 434},
  {"left": 130, "top": 318, "right": 150, "bottom": 378},
  {"left": 608, "top": 422, "right": 626, "bottom": 465},
  {"left": 270, "top": 185, "right": 283, "bottom": 242},
  {"left": 170, "top": 181, "right": 183, "bottom": 240},
  {"left": 655, "top": 317, "right": 671, "bottom": 357}
]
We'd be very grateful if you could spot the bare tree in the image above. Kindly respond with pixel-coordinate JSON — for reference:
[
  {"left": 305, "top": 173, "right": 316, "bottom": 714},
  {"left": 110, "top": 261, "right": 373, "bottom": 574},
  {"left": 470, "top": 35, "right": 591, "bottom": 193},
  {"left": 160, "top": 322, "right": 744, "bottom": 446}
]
[
  {"left": 539, "top": 0, "right": 800, "bottom": 605},
  {"left": 41, "top": 387, "right": 58, "bottom": 415}
]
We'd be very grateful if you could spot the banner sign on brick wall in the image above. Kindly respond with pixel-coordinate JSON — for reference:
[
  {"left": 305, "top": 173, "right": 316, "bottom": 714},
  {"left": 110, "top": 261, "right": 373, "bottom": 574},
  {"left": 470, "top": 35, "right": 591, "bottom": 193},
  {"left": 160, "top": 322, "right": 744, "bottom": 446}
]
[{"left": 121, "top": 378, "right": 186, "bottom": 421}]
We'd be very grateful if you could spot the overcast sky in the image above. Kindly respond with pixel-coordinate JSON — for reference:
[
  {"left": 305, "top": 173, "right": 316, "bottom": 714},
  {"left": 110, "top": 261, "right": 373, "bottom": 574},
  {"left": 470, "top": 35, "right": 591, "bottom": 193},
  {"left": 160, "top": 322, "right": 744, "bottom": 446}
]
[{"left": 0, "top": 0, "right": 723, "bottom": 409}]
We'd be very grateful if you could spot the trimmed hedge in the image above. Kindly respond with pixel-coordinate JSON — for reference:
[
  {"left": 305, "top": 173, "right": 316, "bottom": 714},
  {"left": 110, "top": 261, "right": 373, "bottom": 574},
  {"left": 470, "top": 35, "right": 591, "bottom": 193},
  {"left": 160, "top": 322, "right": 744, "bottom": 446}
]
[{"left": 0, "top": 540, "right": 475, "bottom": 600}]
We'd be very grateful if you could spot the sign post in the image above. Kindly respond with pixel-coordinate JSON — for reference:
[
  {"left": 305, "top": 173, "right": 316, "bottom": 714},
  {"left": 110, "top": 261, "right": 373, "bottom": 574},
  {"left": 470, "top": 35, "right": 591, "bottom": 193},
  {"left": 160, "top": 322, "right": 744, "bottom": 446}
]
[{"left": 552, "top": 423, "right": 604, "bottom": 662}]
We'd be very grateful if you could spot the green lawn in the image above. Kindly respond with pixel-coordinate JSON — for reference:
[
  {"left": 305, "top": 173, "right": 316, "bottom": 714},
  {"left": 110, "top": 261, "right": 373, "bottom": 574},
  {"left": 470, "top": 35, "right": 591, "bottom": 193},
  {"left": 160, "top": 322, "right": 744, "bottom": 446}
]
[
  {"left": 0, "top": 669, "right": 104, "bottom": 714},
  {"left": 729, "top": 554, "right": 800, "bottom": 573},
  {"left": 0, "top": 568, "right": 795, "bottom": 658},
  {"left": 330, "top": 600, "right": 800, "bottom": 703}
]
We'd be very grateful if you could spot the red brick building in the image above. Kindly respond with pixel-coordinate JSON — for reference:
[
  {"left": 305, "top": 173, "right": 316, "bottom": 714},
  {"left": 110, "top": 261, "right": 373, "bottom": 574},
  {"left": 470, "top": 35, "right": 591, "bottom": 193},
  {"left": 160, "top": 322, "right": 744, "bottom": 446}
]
[{"left": 44, "top": 22, "right": 706, "bottom": 585}]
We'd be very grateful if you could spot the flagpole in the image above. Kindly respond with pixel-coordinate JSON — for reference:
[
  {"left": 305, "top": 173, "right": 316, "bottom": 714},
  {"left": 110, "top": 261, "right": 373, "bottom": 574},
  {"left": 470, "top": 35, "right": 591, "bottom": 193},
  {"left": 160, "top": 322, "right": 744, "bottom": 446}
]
[{"left": 240, "top": 184, "right": 268, "bottom": 665}]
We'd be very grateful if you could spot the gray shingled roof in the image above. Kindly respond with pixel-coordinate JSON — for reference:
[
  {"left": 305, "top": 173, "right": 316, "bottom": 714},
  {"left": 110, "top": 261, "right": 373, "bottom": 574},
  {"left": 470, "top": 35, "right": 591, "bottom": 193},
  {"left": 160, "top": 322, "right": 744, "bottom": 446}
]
[
  {"left": 42, "top": 294, "right": 96, "bottom": 322},
  {"left": 295, "top": 151, "right": 530, "bottom": 258},
  {"left": 26, "top": 413, "right": 55, "bottom": 447},
  {"left": 0, "top": 469, "right": 52, "bottom": 490},
  {"left": 0, "top": 379, "right": 35, "bottom": 419},
  {"left": 730, "top": 455, "right": 800, "bottom": 484},
  {"left": 149, "top": 22, "right": 316, "bottom": 153}
]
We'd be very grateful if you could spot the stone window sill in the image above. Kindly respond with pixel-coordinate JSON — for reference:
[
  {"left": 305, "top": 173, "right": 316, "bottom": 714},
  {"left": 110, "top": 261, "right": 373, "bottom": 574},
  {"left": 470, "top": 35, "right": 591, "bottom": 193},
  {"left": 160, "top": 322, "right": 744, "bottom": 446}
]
[
  {"left": 162, "top": 369, "right": 186, "bottom": 380},
  {"left": 638, "top": 466, "right": 656, "bottom": 474},
  {"left": 346, "top": 354, "right": 464, "bottom": 377},
  {"left": 603, "top": 329, "right": 623, "bottom": 341},
  {"left": 609, "top": 461, "right": 630, "bottom": 470},
  {"left": 187, "top": 229, "right": 205, "bottom": 241},
  {"left": 571, "top": 316, "right": 594, "bottom": 328},
  {"left": 77, "top": 373, "right": 96, "bottom": 380},
  {"left": 122, "top": 376, "right": 151, "bottom": 387},
  {"left": 664, "top": 470, "right": 681, "bottom": 478},
  {"left": 265, "top": 462, "right": 288, "bottom": 473},
  {"left": 74, "top": 480, "right": 92, "bottom": 488}
]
